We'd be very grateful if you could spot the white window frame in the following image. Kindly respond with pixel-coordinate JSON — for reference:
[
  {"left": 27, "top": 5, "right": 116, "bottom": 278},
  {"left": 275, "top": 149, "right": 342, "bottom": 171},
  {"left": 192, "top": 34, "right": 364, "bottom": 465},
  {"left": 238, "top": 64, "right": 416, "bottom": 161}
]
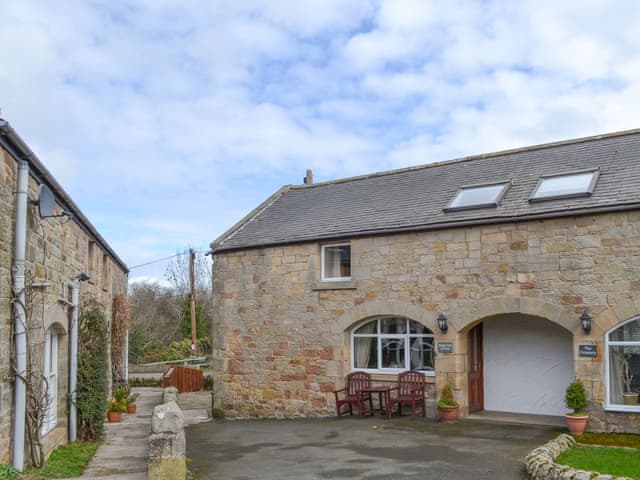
[
  {"left": 351, "top": 316, "right": 435, "bottom": 375},
  {"left": 529, "top": 168, "right": 600, "bottom": 202},
  {"left": 41, "top": 329, "right": 58, "bottom": 435},
  {"left": 321, "top": 243, "right": 351, "bottom": 281},
  {"left": 444, "top": 181, "right": 511, "bottom": 212},
  {"left": 605, "top": 316, "right": 640, "bottom": 412}
]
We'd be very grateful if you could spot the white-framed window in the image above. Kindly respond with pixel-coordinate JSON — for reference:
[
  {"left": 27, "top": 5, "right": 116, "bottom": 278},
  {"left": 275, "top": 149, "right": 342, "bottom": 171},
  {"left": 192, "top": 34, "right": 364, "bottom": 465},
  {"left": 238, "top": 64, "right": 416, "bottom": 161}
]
[
  {"left": 445, "top": 181, "right": 510, "bottom": 212},
  {"left": 530, "top": 169, "right": 599, "bottom": 202},
  {"left": 321, "top": 243, "right": 351, "bottom": 281},
  {"left": 41, "top": 328, "right": 59, "bottom": 435},
  {"left": 606, "top": 317, "right": 640, "bottom": 411},
  {"left": 351, "top": 316, "right": 434, "bottom": 374}
]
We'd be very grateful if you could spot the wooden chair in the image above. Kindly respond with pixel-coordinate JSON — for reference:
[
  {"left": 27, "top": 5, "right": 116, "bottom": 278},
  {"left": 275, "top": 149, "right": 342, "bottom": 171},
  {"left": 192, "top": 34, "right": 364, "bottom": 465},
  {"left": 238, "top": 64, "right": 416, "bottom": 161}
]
[
  {"left": 390, "top": 370, "right": 426, "bottom": 418},
  {"left": 333, "top": 371, "right": 373, "bottom": 417}
]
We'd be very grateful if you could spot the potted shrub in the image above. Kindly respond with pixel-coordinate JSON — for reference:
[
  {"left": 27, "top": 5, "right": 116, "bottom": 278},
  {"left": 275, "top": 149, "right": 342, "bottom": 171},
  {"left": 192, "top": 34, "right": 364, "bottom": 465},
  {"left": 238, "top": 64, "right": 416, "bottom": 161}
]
[
  {"left": 622, "top": 356, "right": 639, "bottom": 405},
  {"left": 437, "top": 384, "right": 459, "bottom": 422},
  {"left": 565, "top": 379, "right": 589, "bottom": 436},
  {"left": 107, "top": 387, "right": 128, "bottom": 422},
  {"left": 107, "top": 398, "right": 127, "bottom": 422},
  {"left": 127, "top": 392, "right": 140, "bottom": 414}
]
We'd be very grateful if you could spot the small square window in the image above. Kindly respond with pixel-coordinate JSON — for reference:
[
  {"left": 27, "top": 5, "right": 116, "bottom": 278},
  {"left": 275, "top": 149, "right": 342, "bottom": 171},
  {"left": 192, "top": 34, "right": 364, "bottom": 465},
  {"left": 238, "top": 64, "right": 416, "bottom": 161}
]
[
  {"left": 445, "top": 182, "right": 510, "bottom": 212},
  {"left": 322, "top": 244, "right": 351, "bottom": 281},
  {"left": 530, "top": 170, "right": 599, "bottom": 202}
]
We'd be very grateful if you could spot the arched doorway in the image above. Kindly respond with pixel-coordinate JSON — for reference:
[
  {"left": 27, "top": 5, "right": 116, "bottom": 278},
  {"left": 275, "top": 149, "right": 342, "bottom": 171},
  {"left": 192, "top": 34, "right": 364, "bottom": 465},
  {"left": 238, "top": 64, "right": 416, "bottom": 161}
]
[{"left": 469, "top": 314, "right": 574, "bottom": 416}]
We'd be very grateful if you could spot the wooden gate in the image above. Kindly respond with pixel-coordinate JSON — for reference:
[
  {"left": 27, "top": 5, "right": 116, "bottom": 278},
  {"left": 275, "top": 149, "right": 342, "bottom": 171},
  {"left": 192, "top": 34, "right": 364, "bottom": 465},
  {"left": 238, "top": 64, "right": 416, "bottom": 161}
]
[{"left": 162, "top": 365, "right": 204, "bottom": 393}]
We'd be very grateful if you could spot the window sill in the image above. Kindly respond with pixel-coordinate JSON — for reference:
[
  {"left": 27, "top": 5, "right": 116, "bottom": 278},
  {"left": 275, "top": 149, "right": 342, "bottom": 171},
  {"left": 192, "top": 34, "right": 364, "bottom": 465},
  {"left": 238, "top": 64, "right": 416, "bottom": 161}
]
[
  {"left": 605, "top": 406, "right": 640, "bottom": 413},
  {"left": 311, "top": 280, "right": 356, "bottom": 291}
]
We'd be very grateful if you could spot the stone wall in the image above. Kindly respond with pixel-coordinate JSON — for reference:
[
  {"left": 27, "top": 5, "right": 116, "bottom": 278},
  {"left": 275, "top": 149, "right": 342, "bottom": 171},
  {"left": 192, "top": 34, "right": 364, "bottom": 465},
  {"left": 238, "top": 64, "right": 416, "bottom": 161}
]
[
  {"left": 212, "top": 210, "right": 640, "bottom": 430},
  {"left": 0, "top": 145, "right": 128, "bottom": 463}
]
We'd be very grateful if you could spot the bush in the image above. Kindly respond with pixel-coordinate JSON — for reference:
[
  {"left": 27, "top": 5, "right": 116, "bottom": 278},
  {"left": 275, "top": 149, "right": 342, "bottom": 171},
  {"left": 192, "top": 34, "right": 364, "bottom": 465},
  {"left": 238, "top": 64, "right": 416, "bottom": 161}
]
[
  {"left": 437, "top": 384, "right": 458, "bottom": 407},
  {"left": 565, "top": 379, "right": 588, "bottom": 415},
  {"left": 141, "top": 337, "right": 211, "bottom": 363}
]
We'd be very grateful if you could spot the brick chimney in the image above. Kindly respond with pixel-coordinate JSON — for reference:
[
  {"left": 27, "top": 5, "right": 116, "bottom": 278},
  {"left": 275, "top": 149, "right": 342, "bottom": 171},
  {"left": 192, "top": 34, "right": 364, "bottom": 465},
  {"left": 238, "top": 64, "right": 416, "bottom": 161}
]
[{"left": 303, "top": 169, "right": 313, "bottom": 185}]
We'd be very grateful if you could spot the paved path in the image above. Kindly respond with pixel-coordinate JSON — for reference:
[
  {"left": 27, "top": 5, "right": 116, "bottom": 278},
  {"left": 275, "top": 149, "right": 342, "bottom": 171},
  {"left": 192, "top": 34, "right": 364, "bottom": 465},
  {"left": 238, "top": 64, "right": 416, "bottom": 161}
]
[
  {"left": 65, "top": 387, "right": 163, "bottom": 480},
  {"left": 186, "top": 416, "right": 561, "bottom": 480}
]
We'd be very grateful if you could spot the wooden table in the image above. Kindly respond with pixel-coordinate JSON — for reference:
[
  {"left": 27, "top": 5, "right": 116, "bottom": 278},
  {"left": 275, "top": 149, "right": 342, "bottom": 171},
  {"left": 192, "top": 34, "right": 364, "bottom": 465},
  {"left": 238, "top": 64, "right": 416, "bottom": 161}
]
[{"left": 359, "top": 385, "right": 393, "bottom": 419}]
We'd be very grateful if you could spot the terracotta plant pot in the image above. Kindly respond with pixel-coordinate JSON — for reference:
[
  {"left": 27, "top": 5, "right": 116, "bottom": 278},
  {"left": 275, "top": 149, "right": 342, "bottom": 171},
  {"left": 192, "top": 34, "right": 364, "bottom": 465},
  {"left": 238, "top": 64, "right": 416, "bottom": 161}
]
[
  {"left": 127, "top": 403, "right": 137, "bottom": 414},
  {"left": 565, "top": 415, "right": 588, "bottom": 436},
  {"left": 438, "top": 405, "right": 459, "bottom": 422},
  {"left": 107, "top": 411, "right": 122, "bottom": 423},
  {"left": 623, "top": 393, "right": 639, "bottom": 405}
]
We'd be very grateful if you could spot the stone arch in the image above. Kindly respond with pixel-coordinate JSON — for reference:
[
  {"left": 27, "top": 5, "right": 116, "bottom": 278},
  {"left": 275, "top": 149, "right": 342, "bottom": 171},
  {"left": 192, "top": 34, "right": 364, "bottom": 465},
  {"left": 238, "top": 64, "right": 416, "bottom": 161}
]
[
  {"left": 44, "top": 304, "right": 68, "bottom": 336},
  {"left": 334, "top": 300, "right": 438, "bottom": 334},
  {"left": 453, "top": 296, "right": 577, "bottom": 333},
  {"left": 593, "top": 296, "right": 640, "bottom": 334}
]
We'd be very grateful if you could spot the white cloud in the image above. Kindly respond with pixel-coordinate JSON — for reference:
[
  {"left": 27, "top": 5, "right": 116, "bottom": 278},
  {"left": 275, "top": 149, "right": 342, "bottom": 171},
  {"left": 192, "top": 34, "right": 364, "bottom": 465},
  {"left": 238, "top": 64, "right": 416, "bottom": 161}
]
[{"left": 2, "top": 0, "right": 640, "bottom": 272}]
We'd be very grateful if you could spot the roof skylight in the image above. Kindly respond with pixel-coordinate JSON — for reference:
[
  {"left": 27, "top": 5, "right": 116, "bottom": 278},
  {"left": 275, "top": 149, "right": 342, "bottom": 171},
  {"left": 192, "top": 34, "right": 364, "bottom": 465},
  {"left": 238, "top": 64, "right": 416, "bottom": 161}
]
[
  {"left": 530, "top": 170, "right": 599, "bottom": 202},
  {"left": 445, "top": 182, "right": 510, "bottom": 211}
]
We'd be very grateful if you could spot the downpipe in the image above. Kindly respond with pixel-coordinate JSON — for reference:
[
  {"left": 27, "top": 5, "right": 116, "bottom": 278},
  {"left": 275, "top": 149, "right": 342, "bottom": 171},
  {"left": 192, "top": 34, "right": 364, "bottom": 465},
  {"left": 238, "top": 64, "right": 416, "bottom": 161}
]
[{"left": 12, "top": 160, "right": 28, "bottom": 471}]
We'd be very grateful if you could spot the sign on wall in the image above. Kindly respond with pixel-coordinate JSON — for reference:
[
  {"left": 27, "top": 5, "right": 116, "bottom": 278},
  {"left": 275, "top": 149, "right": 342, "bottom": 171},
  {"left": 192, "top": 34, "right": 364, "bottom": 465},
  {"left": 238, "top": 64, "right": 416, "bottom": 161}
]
[
  {"left": 578, "top": 344, "right": 598, "bottom": 358},
  {"left": 438, "top": 342, "right": 454, "bottom": 354}
]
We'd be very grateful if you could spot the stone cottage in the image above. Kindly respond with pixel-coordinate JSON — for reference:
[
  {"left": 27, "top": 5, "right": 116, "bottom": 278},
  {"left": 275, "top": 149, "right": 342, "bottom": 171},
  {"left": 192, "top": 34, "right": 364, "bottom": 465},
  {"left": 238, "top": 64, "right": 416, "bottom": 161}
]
[
  {"left": 0, "top": 119, "right": 128, "bottom": 468},
  {"left": 211, "top": 129, "right": 640, "bottom": 433}
]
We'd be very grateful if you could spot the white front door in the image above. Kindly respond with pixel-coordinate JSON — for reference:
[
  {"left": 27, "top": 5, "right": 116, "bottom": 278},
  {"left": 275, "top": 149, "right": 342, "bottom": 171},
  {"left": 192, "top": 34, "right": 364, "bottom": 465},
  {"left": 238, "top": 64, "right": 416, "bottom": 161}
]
[{"left": 42, "top": 329, "right": 58, "bottom": 435}]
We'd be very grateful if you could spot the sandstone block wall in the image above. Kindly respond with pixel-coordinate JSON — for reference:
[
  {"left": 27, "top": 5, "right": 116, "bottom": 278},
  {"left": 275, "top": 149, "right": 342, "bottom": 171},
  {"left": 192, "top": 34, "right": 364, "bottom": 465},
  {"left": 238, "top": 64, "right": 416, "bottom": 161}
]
[
  {"left": 212, "top": 210, "right": 640, "bottom": 432},
  {"left": 0, "top": 146, "right": 128, "bottom": 463}
]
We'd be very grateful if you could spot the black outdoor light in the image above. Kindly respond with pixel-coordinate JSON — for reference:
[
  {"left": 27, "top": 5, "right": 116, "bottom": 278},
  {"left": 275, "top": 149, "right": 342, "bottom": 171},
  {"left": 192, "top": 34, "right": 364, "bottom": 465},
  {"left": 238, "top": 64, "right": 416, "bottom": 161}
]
[
  {"left": 437, "top": 312, "right": 448, "bottom": 334},
  {"left": 580, "top": 310, "right": 592, "bottom": 334}
]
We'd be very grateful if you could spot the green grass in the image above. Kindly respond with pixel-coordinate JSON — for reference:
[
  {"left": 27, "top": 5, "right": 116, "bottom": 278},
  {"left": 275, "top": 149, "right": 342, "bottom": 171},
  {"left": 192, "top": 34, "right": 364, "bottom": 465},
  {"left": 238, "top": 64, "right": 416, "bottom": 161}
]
[
  {"left": 556, "top": 445, "right": 640, "bottom": 479},
  {"left": 22, "top": 442, "right": 100, "bottom": 479}
]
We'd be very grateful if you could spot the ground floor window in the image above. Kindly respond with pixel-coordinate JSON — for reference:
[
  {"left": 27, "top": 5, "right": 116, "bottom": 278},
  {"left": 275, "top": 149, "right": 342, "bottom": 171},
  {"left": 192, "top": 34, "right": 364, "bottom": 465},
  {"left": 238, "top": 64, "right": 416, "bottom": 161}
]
[
  {"left": 351, "top": 316, "right": 434, "bottom": 374},
  {"left": 607, "top": 317, "right": 640, "bottom": 410}
]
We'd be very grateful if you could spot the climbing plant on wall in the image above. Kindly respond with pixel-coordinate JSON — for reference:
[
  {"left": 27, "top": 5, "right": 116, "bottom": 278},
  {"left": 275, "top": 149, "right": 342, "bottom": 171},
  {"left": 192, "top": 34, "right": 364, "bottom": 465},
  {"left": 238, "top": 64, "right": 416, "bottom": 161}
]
[
  {"left": 111, "top": 294, "right": 130, "bottom": 389},
  {"left": 76, "top": 298, "right": 108, "bottom": 441}
]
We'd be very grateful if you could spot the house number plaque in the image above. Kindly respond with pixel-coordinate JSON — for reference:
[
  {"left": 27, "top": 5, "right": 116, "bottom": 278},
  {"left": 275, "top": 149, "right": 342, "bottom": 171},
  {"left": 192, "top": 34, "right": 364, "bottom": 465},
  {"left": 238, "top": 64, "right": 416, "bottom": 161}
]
[
  {"left": 579, "top": 345, "right": 597, "bottom": 358},
  {"left": 438, "top": 342, "right": 454, "bottom": 354}
]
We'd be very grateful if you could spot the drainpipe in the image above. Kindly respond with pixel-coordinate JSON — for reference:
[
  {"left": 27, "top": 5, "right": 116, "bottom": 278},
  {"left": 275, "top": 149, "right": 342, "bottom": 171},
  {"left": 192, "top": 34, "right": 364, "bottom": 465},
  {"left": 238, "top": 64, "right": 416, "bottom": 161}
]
[
  {"left": 124, "top": 329, "right": 129, "bottom": 382},
  {"left": 68, "top": 273, "right": 89, "bottom": 443},
  {"left": 12, "top": 160, "right": 28, "bottom": 471}
]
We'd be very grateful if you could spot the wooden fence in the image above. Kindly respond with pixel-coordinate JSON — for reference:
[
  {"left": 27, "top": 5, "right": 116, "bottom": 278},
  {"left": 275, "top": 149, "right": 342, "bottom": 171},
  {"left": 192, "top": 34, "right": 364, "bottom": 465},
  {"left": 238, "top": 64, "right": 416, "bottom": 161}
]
[{"left": 162, "top": 365, "right": 204, "bottom": 393}]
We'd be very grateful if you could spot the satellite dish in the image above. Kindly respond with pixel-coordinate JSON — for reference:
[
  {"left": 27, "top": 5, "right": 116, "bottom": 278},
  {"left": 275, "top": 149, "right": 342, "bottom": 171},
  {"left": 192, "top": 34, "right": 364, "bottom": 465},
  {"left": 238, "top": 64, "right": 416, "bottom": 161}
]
[{"left": 37, "top": 184, "right": 56, "bottom": 218}]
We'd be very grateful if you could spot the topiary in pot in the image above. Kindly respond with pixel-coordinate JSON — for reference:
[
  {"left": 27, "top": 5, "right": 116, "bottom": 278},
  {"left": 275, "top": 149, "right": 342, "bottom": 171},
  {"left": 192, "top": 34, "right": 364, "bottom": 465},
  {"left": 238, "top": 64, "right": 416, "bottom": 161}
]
[
  {"left": 437, "top": 384, "right": 459, "bottom": 422},
  {"left": 564, "top": 379, "right": 588, "bottom": 435}
]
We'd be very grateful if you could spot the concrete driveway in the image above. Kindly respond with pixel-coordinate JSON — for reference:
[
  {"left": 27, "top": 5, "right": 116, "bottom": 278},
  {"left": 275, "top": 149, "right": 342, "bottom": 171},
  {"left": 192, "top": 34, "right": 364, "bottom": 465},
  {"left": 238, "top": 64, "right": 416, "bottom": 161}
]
[{"left": 186, "top": 417, "right": 561, "bottom": 479}]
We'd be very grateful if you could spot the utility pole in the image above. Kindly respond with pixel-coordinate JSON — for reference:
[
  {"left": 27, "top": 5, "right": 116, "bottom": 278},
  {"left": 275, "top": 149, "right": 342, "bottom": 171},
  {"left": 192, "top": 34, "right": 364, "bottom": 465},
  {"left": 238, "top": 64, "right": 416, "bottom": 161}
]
[{"left": 189, "top": 248, "right": 197, "bottom": 356}]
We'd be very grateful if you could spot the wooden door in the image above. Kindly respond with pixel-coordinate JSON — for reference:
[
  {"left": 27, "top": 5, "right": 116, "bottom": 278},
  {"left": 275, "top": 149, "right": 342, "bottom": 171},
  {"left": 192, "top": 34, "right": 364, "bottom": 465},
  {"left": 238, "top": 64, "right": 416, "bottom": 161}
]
[{"left": 468, "top": 324, "right": 483, "bottom": 413}]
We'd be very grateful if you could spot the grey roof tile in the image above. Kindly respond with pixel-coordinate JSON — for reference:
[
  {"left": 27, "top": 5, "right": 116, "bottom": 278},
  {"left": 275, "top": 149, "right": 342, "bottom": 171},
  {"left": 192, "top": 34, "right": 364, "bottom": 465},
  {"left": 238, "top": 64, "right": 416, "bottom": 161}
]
[{"left": 212, "top": 129, "right": 640, "bottom": 252}]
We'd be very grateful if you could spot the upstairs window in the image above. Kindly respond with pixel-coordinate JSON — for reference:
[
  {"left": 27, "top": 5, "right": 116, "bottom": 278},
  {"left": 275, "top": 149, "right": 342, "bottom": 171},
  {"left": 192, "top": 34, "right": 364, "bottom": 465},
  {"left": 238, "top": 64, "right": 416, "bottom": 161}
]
[
  {"left": 321, "top": 243, "right": 351, "bottom": 281},
  {"left": 445, "top": 182, "right": 510, "bottom": 212},
  {"left": 530, "top": 169, "right": 599, "bottom": 202}
]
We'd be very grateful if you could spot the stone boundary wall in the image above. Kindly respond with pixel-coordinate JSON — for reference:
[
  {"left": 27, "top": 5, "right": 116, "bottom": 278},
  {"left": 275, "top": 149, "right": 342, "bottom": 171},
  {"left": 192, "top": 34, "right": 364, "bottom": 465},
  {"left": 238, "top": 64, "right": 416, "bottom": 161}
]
[
  {"left": 525, "top": 434, "right": 633, "bottom": 480},
  {"left": 148, "top": 387, "right": 185, "bottom": 480}
]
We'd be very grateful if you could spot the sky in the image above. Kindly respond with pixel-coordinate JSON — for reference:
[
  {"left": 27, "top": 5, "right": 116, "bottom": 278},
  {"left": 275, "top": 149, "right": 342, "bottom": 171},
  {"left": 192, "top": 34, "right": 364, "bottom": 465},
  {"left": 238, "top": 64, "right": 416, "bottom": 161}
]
[{"left": 2, "top": 0, "right": 640, "bottom": 284}]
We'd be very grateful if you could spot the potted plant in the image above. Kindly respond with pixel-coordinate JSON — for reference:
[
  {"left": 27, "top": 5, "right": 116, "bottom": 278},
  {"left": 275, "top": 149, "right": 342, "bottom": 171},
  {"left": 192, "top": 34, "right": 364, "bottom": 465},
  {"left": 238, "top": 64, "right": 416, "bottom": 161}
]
[
  {"left": 622, "top": 356, "right": 638, "bottom": 405},
  {"left": 565, "top": 379, "right": 588, "bottom": 436},
  {"left": 437, "top": 383, "right": 459, "bottom": 422},
  {"left": 127, "top": 392, "right": 140, "bottom": 414},
  {"left": 107, "top": 387, "right": 128, "bottom": 422}
]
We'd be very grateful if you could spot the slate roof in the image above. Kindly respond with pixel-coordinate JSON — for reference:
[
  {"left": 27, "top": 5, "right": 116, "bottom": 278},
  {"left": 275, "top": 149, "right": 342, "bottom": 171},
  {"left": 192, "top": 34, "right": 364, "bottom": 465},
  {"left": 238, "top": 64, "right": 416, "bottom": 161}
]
[{"left": 212, "top": 129, "right": 640, "bottom": 253}]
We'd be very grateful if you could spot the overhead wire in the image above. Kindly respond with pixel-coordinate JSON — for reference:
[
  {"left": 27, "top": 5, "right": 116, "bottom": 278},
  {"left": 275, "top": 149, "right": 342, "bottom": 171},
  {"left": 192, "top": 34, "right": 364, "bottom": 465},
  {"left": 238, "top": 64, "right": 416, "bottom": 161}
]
[{"left": 128, "top": 249, "right": 210, "bottom": 270}]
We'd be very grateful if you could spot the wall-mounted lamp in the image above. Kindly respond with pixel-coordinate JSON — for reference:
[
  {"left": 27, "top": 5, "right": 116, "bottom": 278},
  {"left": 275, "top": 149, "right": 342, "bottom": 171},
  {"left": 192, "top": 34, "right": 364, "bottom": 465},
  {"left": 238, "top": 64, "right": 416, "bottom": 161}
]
[
  {"left": 580, "top": 310, "right": 592, "bottom": 334},
  {"left": 437, "top": 312, "right": 448, "bottom": 334}
]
